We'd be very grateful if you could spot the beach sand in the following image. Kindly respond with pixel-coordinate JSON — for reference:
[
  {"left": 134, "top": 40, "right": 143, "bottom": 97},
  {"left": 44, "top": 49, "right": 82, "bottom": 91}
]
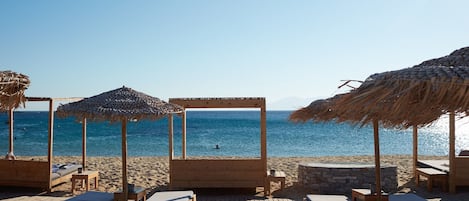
[{"left": 1, "top": 155, "right": 469, "bottom": 201}]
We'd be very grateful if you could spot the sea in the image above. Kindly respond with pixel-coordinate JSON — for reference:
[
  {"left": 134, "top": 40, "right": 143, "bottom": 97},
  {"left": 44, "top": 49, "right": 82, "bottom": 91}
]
[{"left": 1, "top": 110, "right": 468, "bottom": 157}]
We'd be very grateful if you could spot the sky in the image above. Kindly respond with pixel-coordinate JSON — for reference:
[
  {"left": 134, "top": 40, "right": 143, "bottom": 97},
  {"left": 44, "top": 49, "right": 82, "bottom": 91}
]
[{"left": 1, "top": 0, "right": 469, "bottom": 110}]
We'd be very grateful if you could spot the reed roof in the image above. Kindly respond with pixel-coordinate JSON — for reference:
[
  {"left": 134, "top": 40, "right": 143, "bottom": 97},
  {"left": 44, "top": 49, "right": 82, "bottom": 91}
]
[
  {"left": 290, "top": 47, "right": 469, "bottom": 128},
  {"left": 0, "top": 70, "right": 30, "bottom": 110},
  {"left": 56, "top": 86, "right": 183, "bottom": 122}
]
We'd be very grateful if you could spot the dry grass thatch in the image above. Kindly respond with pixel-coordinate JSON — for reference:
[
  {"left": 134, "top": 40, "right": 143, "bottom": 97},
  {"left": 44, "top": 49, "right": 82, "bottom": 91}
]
[
  {"left": 0, "top": 70, "right": 30, "bottom": 110},
  {"left": 290, "top": 46, "right": 469, "bottom": 129},
  {"left": 56, "top": 86, "right": 183, "bottom": 122}
]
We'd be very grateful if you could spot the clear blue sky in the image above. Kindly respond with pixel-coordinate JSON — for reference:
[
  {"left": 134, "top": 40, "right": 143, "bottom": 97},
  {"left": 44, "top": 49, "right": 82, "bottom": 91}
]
[{"left": 1, "top": 0, "right": 469, "bottom": 110}]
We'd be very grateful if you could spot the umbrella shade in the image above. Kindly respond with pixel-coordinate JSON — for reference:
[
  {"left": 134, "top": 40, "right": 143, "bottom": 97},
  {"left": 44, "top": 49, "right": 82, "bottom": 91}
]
[
  {"left": 0, "top": 70, "right": 30, "bottom": 110},
  {"left": 56, "top": 86, "right": 183, "bottom": 122},
  {"left": 56, "top": 86, "right": 183, "bottom": 200}
]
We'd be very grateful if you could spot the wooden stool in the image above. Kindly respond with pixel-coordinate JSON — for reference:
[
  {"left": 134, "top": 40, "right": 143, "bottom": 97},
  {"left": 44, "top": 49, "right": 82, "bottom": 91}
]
[
  {"left": 265, "top": 170, "right": 286, "bottom": 196},
  {"left": 352, "top": 189, "right": 388, "bottom": 201},
  {"left": 416, "top": 168, "right": 448, "bottom": 192},
  {"left": 71, "top": 170, "right": 99, "bottom": 195}
]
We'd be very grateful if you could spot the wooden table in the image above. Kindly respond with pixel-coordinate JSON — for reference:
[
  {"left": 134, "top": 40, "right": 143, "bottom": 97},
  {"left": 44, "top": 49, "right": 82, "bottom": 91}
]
[
  {"left": 416, "top": 167, "right": 448, "bottom": 192},
  {"left": 71, "top": 170, "right": 99, "bottom": 195},
  {"left": 265, "top": 170, "right": 286, "bottom": 196},
  {"left": 352, "top": 189, "right": 388, "bottom": 201}
]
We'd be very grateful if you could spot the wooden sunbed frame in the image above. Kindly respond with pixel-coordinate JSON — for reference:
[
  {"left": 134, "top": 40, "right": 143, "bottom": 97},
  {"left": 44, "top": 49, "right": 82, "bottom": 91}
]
[
  {"left": 0, "top": 97, "right": 81, "bottom": 191},
  {"left": 168, "top": 97, "right": 267, "bottom": 189}
]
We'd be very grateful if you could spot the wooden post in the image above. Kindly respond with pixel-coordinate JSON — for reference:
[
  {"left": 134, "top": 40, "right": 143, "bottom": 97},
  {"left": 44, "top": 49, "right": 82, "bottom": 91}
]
[
  {"left": 449, "top": 111, "right": 456, "bottom": 193},
  {"left": 260, "top": 101, "right": 267, "bottom": 165},
  {"left": 168, "top": 114, "right": 174, "bottom": 189},
  {"left": 182, "top": 110, "right": 186, "bottom": 159},
  {"left": 413, "top": 126, "right": 418, "bottom": 177},
  {"left": 82, "top": 118, "right": 87, "bottom": 169},
  {"left": 47, "top": 99, "right": 54, "bottom": 191},
  {"left": 121, "top": 119, "right": 128, "bottom": 200},
  {"left": 8, "top": 108, "right": 14, "bottom": 155},
  {"left": 373, "top": 119, "right": 382, "bottom": 201}
]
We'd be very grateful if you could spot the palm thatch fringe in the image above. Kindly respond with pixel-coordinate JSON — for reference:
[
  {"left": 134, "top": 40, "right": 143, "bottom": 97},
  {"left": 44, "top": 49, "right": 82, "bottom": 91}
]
[{"left": 0, "top": 70, "right": 30, "bottom": 110}]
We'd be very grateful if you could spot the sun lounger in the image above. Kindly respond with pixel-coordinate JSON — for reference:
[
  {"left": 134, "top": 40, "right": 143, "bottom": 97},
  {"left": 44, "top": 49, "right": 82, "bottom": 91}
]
[
  {"left": 66, "top": 191, "right": 113, "bottom": 201},
  {"left": 147, "top": 190, "right": 196, "bottom": 201},
  {"left": 306, "top": 194, "right": 349, "bottom": 201},
  {"left": 389, "top": 193, "right": 426, "bottom": 201}
]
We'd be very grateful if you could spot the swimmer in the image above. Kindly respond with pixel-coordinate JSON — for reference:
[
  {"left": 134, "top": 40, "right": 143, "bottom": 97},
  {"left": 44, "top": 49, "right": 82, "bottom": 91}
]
[{"left": 215, "top": 144, "right": 220, "bottom": 149}]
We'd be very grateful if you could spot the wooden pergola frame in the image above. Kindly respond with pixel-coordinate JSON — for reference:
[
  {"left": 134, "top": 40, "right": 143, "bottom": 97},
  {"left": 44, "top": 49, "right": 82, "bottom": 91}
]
[
  {"left": 168, "top": 97, "right": 267, "bottom": 189},
  {"left": 0, "top": 97, "right": 81, "bottom": 191}
]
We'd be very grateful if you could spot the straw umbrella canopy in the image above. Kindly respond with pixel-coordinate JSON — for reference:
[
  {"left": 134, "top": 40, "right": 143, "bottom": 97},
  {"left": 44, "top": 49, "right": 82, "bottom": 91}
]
[
  {"left": 290, "top": 93, "right": 392, "bottom": 199},
  {"left": 0, "top": 70, "right": 30, "bottom": 159},
  {"left": 0, "top": 70, "right": 30, "bottom": 110},
  {"left": 323, "top": 46, "right": 469, "bottom": 193},
  {"left": 56, "top": 86, "right": 183, "bottom": 199}
]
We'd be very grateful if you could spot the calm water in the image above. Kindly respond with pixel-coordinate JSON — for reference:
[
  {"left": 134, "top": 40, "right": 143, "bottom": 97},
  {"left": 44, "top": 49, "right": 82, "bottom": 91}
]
[{"left": 0, "top": 111, "right": 467, "bottom": 157}]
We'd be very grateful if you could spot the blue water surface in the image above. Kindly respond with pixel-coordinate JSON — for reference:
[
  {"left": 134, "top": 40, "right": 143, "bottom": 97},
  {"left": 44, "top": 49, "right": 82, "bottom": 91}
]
[{"left": 0, "top": 111, "right": 466, "bottom": 157}]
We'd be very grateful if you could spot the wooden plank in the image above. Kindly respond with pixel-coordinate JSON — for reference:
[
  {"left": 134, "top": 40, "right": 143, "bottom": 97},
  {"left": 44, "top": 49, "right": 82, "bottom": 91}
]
[
  {"left": 0, "top": 160, "right": 50, "bottom": 188},
  {"left": 170, "top": 159, "right": 265, "bottom": 188},
  {"left": 449, "top": 112, "right": 456, "bottom": 193},
  {"left": 169, "top": 97, "right": 265, "bottom": 108}
]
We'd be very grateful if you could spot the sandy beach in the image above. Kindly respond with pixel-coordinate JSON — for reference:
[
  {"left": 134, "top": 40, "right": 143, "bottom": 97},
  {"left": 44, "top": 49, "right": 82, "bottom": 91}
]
[{"left": 1, "top": 155, "right": 469, "bottom": 201}]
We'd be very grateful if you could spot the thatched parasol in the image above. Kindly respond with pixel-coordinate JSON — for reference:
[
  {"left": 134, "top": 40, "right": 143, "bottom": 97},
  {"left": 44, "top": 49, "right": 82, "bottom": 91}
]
[
  {"left": 320, "top": 46, "right": 469, "bottom": 193},
  {"left": 0, "top": 70, "right": 30, "bottom": 110},
  {"left": 56, "top": 86, "right": 183, "bottom": 200},
  {"left": 0, "top": 70, "right": 30, "bottom": 160}
]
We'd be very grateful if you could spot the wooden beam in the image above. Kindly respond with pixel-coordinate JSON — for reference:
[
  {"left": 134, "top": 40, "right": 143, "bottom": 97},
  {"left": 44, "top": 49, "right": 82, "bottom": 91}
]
[
  {"left": 82, "top": 118, "right": 87, "bottom": 169},
  {"left": 373, "top": 119, "right": 382, "bottom": 200},
  {"left": 182, "top": 111, "right": 186, "bottom": 159},
  {"left": 8, "top": 108, "right": 13, "bottom": 154},
  {"left": 121, "top": 119, "right": 128, "bottom": 200},
  {"left": 449, "top": 111, "right": 456, "bottom": 193},
  {"left": 169, "top": 97, "right": 265, "bottom": 108},
  {"left": 413, "top": 126, "right": 418, "bottom": 177},
  {"left": 47, "top": 99, "right": 54, "bottom": 191}
]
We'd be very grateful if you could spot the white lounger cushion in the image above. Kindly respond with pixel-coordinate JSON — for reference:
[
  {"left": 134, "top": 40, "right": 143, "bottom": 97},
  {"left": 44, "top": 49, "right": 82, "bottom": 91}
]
[
  {"left": 306, "top": 194, "right": 349, "bottom": 201},
  {"left": 148, "top": 190, "right": 195, "bottom": 201}
]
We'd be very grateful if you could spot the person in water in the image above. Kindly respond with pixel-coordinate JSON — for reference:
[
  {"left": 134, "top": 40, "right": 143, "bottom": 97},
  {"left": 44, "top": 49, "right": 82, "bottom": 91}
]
[{"left": 215, "top": 144, "right": 220, "bottom": 149}]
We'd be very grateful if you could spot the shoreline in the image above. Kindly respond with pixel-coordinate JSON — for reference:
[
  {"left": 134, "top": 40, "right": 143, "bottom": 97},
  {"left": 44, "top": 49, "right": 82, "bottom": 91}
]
[{"left": 3, "top": 155, "right": 466, "bottom": 201}]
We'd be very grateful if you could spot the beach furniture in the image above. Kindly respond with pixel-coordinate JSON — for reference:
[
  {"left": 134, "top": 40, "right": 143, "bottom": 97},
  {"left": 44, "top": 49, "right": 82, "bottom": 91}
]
[
  {"left": 147, "top": 190, "right": 196, "bottom": 201},
  {"left": 66, "top": 191, "right": 114, "bottom": 201},
  {"left": 351, "top": 189, "right": 388, "bottom": 201},
  {"left": 168, "top": 98, "right": 267, "bottom": 193},
  {"left": 71, "top": 170, "right": 99, "bottom": 194},
  {"left": 114, "top": 185, "right": 147, "bottom": 201},
  {"left": 0, "top": 97, "right": 85, "bottom": 192},
  {"left": 415, "top": 167, "right": 448, "bottom": 192},
  {"left": 265, "top": 170, "right": 286, "bottom": 196},
  {"left": 306, "top": 194, "right": 349, "bottom": 201}
]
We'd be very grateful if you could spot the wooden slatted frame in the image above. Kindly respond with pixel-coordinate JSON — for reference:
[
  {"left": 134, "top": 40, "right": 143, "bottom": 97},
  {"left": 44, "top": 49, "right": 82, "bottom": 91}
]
[{"left": 168, "top": 97, "right": 267, "bottom": 190}]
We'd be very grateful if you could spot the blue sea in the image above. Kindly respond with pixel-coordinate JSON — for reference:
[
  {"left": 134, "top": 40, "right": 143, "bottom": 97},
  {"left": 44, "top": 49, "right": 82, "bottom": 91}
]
[{"left": 0, "top": 111, "right": 468, "bottom": 157}]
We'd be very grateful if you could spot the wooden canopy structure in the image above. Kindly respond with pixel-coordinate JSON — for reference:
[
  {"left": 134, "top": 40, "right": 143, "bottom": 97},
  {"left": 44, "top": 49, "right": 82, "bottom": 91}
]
[
  {"left": 0, "top": 97, "right": 73, "bottom": 191},
  {"left": 56, "top": 86, "right": 183, "bottom": 200},
  {"left": 168, "top": 97, "right": 267, "bottom": 190}
]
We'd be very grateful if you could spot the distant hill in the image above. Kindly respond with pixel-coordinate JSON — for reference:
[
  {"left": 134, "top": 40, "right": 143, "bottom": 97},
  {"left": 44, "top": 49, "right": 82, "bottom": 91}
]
[{"left": 268, "top": 96, "right": 323, "bottom": 111}]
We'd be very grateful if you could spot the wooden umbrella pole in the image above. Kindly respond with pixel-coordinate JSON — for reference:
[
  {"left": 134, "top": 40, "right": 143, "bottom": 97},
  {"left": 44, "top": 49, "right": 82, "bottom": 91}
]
[
  {"left": 121, "top": 119, "right": 128, "bottom": 200},
  {"left": 449, "top": 111, "right": 456, "bottom": 193},
  {"left": 373, "top": 119, "right": 382, "bottom": 201},
  {"left": 82, "top": 118, "right": 87, "bottom": 169},
  {"left": 413, "top": 126, "right": 418, "bottom": 177},
  {"left": 8, "top": 108, "right": 14, "bottom": 154}
]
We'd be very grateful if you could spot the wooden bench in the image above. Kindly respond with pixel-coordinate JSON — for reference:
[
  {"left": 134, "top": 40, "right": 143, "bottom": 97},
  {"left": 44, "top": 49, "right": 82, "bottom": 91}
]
[{"left": 416, "top": 168, "right": 448, "bottom": 192}]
